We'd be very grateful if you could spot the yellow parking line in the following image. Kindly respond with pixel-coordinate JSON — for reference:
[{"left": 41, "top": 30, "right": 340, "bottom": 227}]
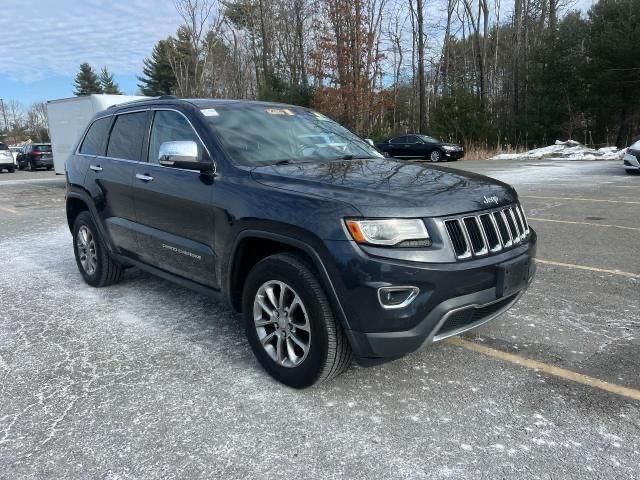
[
  {"left": 0, "top": 206, "right": 19, "bottom": 215},
  {"left": 536, "top": 259, "right": 639, "bottom": 278},
  {"left": 447, "top": 337, "right": 640, "bottom": 402},
  {"left": 523, "top": 195, "right": 640, "bottom": 205},
  {"left": 529, "top": 217, "right": 640, "bottom": 232}
]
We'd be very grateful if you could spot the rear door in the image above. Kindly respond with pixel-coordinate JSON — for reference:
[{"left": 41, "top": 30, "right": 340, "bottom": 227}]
[
  {"left": 84, "top": 112, "right": 148, "bottom": 255},
  {"left": 132, "top": 108, "right": 216, "bottom": 287},
  {"left": 387, "top": 136, "right": 408, "bottom": 157}
]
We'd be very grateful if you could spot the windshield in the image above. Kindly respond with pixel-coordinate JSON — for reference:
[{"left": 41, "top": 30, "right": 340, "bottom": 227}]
[
  {"left": 0, "top": 143, "right": 8, "bottom": 150},
  {"left": 33, "top": 145, "right": 52, "bottom": 152},
  {"left": 418, "top": 135, "right": 440, "bottom": 143},
  {"left": 202, "top": 105, "right": 383, "bottom": 166}
]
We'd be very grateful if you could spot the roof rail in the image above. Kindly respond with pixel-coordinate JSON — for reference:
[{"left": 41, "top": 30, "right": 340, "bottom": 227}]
[{"left": 107, "top": 95, "right": 178, "bottom": 109}]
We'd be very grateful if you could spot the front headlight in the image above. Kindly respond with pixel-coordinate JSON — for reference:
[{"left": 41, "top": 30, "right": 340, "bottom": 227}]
[
  {"left": 345, "top": 218, "right": 431, "bottom": 247},
  {"left": 442, "top": 145, "right": 457, "bottom": 151}
]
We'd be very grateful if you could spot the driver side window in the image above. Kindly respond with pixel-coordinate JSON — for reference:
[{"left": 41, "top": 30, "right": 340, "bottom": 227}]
[{"left": 148, "top": 110, "right": 202, "bottom": 164}]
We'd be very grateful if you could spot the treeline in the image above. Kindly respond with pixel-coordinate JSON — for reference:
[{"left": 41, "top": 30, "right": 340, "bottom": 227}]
[{"left": 0, "top": 101, "right": 49, "bottom": 144}]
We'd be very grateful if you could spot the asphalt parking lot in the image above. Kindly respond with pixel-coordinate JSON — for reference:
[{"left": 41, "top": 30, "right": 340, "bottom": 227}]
[{"left": 1, "top": 161, "right": 638, "bottom": 479}]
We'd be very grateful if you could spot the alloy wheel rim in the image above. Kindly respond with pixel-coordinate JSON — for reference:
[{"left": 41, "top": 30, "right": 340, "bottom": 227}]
[
  {"left": 431, "top": 150, "right": 440, "bottom": 162},
  {"left": 253, "top": 280, "right": 311, "bottom": 368},
  {"left": 77, "top": 225, "right": 98, "bottom": 275}
]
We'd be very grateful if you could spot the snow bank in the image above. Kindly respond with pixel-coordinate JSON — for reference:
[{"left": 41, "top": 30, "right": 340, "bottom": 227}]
[{"left": 491, "top": 140, "right": 626, "bottom": 161}]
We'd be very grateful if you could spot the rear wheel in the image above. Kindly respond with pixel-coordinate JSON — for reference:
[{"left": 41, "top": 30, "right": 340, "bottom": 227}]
[
  {"left": 242, "top": 252, "right": 352, "bottom": 388},
  {"left": 72, "top": 211, "right": 123, "bottom": 287},
  {"left": 8, "top": 167, "right": 14, "bottom": 173}
]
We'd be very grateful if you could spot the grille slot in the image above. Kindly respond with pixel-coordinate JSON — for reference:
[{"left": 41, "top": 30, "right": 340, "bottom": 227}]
[
  {"left": 444, "top": 220, "right": 469, "bottom": 257},
  {"left": 493, "top": 211, "right": 512, "bottom": 246},
  {"left": 463, "top": 217, "right": 487, "bottom": 255},
  {"left": 444, "top": 204, "right": 530, "bottom": 260},
  {"left": 479, "top": 214, "right": 501, "bottom": 252}
]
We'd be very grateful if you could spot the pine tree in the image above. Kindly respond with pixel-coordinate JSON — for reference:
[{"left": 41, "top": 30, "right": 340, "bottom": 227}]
[
  {"left": 138, "top": 39, "right": 177, "bottom": 96},
  {"left": 99, "top": 67, "right": 122, "bottom": 94},
  {"left": 74, "top": 63, "right": 103, "bottom": 96}
]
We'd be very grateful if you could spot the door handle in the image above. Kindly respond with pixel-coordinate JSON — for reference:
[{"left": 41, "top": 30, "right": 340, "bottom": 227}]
[
  {"left": 136, "top": 173, "right": 153, "bottom": 182},
  {"left": 89, "top": 165, "right": 103, "bottom": 172}
]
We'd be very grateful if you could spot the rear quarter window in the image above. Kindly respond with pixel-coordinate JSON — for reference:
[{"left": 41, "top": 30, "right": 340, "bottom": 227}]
[
  {"left": 106, "top": 112, "right": 148, "bottom": 161},
  {"left": 79, "top": 117, "right": 112, "bottom": 156}
]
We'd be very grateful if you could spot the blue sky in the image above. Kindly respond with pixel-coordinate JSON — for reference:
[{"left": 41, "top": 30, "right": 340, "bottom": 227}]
[
  {"left": 0, "top": 0, "right": 182, "bottom": 105},
  {"left": 0, "top": 0, "right": 596, "bottom": 107}
]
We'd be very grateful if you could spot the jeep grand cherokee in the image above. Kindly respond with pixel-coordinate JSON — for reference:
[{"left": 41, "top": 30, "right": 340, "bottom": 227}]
[{"left": 65, "top": 98, "right": 536, "bottom": 388}]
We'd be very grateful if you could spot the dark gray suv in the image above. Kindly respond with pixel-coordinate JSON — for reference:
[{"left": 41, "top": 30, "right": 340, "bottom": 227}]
[{"left": 65, "top": 98, "right": 536, "bottom": 388}]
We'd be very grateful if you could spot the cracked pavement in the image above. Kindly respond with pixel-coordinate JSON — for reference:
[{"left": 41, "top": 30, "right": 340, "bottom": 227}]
[{"left": 0, "top": 163, "right": 639, "bottom": 479}]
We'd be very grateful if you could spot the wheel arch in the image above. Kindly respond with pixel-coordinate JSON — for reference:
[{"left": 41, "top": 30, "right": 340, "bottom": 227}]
[{"left": 226, "top": 230, "right": 351, "bottom": 333}]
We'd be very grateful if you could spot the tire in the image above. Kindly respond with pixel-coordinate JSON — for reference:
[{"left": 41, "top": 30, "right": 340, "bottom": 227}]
[
  {"left": 625, "top": 169, "right": 639, "bottom": 175},
  {"left": 430, "top": 149, "right": 443, "bottom": 162},
  {"left": 46, "top": 166, "right": 53, "bottom": 171},
  {"left": 72, "top": 211, "right": 123, "bottom": 287},
  {"left": 242, "top": 252, "right": 352, "bottom": 388},
  {"left": 18, "top": 163, "right": 24, "bottom": 170},
  {"left": 8, "top": 167, "right": 14, "bottom": 173}
]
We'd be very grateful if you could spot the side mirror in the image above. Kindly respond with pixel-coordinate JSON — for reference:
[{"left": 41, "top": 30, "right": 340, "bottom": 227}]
[
  {"left": 364, "top": 138, "right": 375, "bottom": 147},
  {"left": 158, "top": 141, "right": 211, "bottom": 172}
]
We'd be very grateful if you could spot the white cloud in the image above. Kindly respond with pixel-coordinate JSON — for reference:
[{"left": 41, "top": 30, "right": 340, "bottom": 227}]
[{"left": 0, "top": 0, "right": 182, "bottom": 82}]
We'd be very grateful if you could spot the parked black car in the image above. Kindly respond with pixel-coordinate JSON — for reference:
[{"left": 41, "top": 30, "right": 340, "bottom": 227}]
[
  {"left": 66, "top": 98, "right": 535, "bottom": 388},
  {"left": 377, "top": 134, "right": 465, "bottom": 162},
  {"left": 17, "top": 144, "right": 54, "bottom": 170},
  {"left": 0, "top": 143, "right": 15, "bottom": 173}
]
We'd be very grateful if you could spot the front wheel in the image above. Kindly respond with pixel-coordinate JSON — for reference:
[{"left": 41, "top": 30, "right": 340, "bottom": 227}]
[
  {"left": 242, "top": 253, "right": 352, "bottom": 388},
  {"left": 430, "top": 149, "right": 443, "bottom": 162}
]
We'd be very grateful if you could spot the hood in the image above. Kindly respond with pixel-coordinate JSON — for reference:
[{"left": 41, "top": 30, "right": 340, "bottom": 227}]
[{"left": 251, "top": 158, "right": 517, "bottom": 217}]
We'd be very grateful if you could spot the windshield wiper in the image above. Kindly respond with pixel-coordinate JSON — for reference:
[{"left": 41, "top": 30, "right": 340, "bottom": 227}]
[{"left": 330, "top": 154, "right": 375, "bottom": 161}]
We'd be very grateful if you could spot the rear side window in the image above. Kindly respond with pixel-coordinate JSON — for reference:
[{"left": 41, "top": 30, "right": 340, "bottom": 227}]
[
  {"left": 79, "top": 118, "right": 111, "bottom": 155},
  {"left": 106, "top": 112, "right": 148, "bottom": 161},
  {"left": 390, "top": 136, "right": 408, "bottom": 144},
  {"left": 148, "top": 110, "right": 202, "bottom": 164}
]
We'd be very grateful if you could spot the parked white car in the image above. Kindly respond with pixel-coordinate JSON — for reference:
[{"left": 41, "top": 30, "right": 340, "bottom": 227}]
[
  {"left": 0, "top": 143, "right": 16, "bottom": 172},
  {"left": 624, "top": 139, "right": 640, "bottom": 174}
]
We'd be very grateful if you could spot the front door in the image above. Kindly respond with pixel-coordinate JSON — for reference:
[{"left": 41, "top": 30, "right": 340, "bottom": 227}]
[{"left": 133, "top": 109, "right": 217, "bottom": 287}]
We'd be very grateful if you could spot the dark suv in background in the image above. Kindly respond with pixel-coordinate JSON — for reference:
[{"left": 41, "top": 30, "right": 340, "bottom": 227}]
[
  {"left": 66, "top": 98, "right": 536, "bottom": 388},
  {"left": 17, "top": 143, "right": 53, "bottom": 170}
]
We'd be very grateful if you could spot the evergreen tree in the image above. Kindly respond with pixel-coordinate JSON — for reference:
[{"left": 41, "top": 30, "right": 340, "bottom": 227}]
[
  {"left": 99, "top": 67, "right": 122, "bottom": 94},
  {"left": 138, "top": 39, "right": 177, "bottom": 96},
  {"left": 74, "top": 63, "right": 103, "bottom": 96}
]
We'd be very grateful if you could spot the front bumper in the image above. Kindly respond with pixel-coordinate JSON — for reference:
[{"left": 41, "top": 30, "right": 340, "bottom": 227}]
[
  {"left": 323, "top": 231, "right": 536, "bottom": 362},
  {"left": 443, "top": 150, "right": 465, "bottom": 160},
  {"left": 624, "top": 152, "right": 639, "bottom": 171}
]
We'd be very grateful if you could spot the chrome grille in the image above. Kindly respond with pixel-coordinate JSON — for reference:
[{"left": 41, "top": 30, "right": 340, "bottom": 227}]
[{"left": 443, "top": 204, "right": 530, "bottom": 260}]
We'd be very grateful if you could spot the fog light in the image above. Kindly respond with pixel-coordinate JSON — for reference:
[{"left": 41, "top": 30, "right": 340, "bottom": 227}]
[{"left": 378, "top": 286, "right": 419, "bottom": 309}]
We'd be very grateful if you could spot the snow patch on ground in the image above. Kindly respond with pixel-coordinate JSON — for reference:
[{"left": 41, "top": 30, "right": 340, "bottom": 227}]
[{"left": 491, "top": 140, "right": 626, "bottom": 161}]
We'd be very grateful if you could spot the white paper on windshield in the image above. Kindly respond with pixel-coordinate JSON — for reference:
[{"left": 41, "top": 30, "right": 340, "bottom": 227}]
[{"left": 201, "top": 108, "right": 219, "bottom": 117}]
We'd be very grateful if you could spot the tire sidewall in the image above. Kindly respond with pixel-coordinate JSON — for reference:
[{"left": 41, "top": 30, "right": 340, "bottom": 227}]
[
  {"left": 73, "top": 212, "right": 104, "bottom": 286},
  {"left": 242, "top": 256, "right": 331, "bottom": 388}
]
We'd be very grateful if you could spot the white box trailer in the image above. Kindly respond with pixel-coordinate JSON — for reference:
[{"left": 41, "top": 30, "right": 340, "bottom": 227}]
[{"left": 47, "top": 94, "right": 146, "bottom": 174}]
